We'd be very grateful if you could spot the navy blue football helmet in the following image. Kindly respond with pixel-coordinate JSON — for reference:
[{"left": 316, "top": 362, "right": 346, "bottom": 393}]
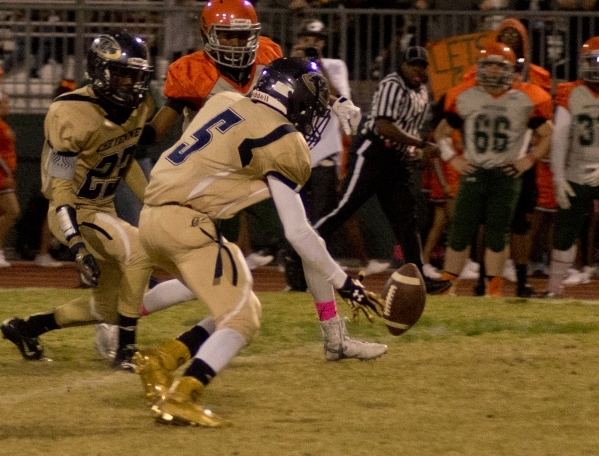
[{"left": 251, "top": 57, "right": 330, "bottom": 147}]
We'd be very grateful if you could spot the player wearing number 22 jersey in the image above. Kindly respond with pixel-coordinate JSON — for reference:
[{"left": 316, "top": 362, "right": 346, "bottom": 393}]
[
  {"left": 6, "top": 31, "right": 157, "bottom": 369},
  {"left": 436, "top": 43, "right": 553, "bottom": 296}
]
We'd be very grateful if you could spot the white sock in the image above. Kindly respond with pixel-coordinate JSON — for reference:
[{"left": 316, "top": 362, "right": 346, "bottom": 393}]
[
  {"left": 548, "top": 246, "right": 576, "bottom": 294},
  {"left": 196, "top": 328, "right": 247, "bottom": 374},
  {"left": 197, "top": 316, "right": 216, "bottom": 335},
  {"left": 141, "top": 279, "right": 195, "bottom": 315}
]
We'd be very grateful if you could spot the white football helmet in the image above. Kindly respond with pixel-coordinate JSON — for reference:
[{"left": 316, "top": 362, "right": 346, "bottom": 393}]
[
  {"left": 475, "top": 42, "right": 516, "bottom": 91},
  {"left": 580, "top": 37, "right": 599, "bottom": 84}
]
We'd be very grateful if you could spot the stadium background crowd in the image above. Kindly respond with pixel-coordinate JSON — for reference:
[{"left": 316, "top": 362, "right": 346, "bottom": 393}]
[{"left": 0, "top": 0, "right": 598, "bottom": 296}]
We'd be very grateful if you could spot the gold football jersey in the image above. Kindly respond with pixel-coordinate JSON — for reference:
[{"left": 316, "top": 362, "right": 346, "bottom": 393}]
[
  {"left": 145, "top": 92, "right": 312, "bottom": 220},
  {"left": 41, "top": 85, "right": 154, "bottom": 206}
]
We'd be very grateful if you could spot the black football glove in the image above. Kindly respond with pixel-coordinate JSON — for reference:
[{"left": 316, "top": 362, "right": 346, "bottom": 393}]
[
  {"left": 74, "top": 246, "right": 100, "bottom": 288},
  {"left": 336, "top": 271, "right": 385, "bottom": 323}
]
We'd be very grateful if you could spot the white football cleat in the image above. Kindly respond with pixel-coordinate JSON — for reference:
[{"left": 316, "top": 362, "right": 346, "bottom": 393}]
[
  {"left": 364, "top": 259, "right": 391, "bottom": 276},
  {"left": 503, "top": 259, "right": 517, "bottom": 282},
  {"left": 459, "top": 259, "right": 479, "bottom": 279},
  {"left": 321, "top": 316, "right": 387, "bottom": 361},
  {"left": 422, "top": 263, "right": 442, "bottom": 279},
  {"left": 94, "top": 323, "right": 118, "bottom": 361},
  {"left": 0, "top": 250, "right": 10, "bottom": 268},
  {"left": 34, "top": 253, "right": 63, "bottom": 268},
  {"left": 245, "top": 252, "right": 274, "bottom": 270}
]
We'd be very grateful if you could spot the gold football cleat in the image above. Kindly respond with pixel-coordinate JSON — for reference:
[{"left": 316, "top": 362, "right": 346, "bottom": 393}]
[
  {"left": 152, "top": 376, "right": 230, "bottom": 427},
  {"left": 132, "top": 339, "right": 191, "bottom": 403},
  {"left": 132, "top": 349, "right": 173, "bottom": 403}
]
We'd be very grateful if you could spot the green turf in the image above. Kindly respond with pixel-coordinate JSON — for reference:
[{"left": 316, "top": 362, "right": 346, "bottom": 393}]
[{"left": 1, "top": 288, "right": 599, "bottom": 455}]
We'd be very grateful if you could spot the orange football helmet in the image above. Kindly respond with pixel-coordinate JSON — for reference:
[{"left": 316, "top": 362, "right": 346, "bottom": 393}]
[
  {"left": 476, "top": 42, "right": 516, "bottom": 90},
  {"left": 580, "top": 37, "right": 599, "bottom": 84},
  {"left": 199, "top": 0, "right": 261, "bottom": 69}
]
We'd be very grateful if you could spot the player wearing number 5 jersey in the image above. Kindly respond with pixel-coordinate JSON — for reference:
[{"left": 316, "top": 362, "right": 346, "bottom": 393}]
[
  {"left": 134, "top": 58, "right": 386, "bottom": 426},
  {"left": 436, "top": 43, "right": 553, "bottom": 297},
  {"left": 0, "top": 30, "right": 155, "bottom": 369},
  {"left": 543, "top": 37, "right": 599, "bottom": 297}
]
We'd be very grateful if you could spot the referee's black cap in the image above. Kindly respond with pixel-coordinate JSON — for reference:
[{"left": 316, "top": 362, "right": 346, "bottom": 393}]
[{"left": 402, "top": 46, "right": 429, "bottom": 66}]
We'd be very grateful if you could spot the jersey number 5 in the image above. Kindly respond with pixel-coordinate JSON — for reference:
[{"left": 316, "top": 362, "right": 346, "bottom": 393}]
[{"left": 167, "top": 109, "right": 244, "bottom": 165}]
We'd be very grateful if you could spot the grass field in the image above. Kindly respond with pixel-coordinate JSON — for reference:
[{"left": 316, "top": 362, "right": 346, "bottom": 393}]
[{"left": 1, "top": 288, "right": 599, "bottom": 456}]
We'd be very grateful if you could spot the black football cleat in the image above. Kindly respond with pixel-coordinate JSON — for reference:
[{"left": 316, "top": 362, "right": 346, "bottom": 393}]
[
  {"left": 516, "top": 284, "right": 536, "bottom": 298},
  {"left": 113, "top": 344, "right": 139, "bottom": 372},
  {"left": 423, "top": 278, "right": 452, "bottom": 295},
  {"left": 1, "top": 318, "right": 45, "bottom": 360},
  {"left": 473, "top": 281, "right": 486, "bottom": 296}
]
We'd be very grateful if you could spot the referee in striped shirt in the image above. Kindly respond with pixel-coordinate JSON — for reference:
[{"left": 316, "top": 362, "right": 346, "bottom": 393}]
[{"left": 313, "top": 46, "right": 451, "bottom": 295}]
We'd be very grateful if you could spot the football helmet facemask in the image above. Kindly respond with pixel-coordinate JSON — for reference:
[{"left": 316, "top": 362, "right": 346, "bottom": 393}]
[
  {"left": 87, "top": 30, "right": 153, "bottom": 109},
  {"left": 251, "top": 57, "right": 330, "bottom": 148},
  {"left": 580, "top": 37, "right": 599, "bottom": 84},
  {"left": 475, "top": 42, "right": 516, "bottom": 91},
  {"left": 200, "top": 0, "right": 261, "bottom": 69}
]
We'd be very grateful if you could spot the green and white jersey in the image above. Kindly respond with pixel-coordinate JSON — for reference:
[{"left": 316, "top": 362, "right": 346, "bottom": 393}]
[
  {"left": 554, "top": 80, "right": 599, "bottom": 184},
  {"left": 445, "top": 79, "right": 553, "bottom": 169}
]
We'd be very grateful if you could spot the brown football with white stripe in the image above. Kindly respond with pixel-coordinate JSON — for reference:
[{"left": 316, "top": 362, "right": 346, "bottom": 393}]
[{"left": 381, "top": 263, "right": 426, "bottom": 336}]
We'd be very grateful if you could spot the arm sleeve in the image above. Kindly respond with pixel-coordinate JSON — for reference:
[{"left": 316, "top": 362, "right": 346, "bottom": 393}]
[
  {"left": 550, "top": 105, "right": 571, "bottom": 181},
  {"left": 267, "top": 174, "right": 347, "bottom": 290},
  {"left": 327, "top": 60, "right": 351, "bottom": 99}
]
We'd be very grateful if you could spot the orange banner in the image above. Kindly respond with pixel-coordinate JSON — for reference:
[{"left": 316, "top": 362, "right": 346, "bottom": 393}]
[{"left": 426, "top": 31, "right": 495, "bottom": 101}]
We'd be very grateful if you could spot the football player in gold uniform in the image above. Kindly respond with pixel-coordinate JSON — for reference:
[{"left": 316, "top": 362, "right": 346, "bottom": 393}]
[
  {"left": 92, "top": 0, "right": 367, "bottom": 365},
  {"left": 1, "top": 30, "right": 155, "bottom": 370},
  {"left": 132, "top": 58, "right": 384, "bottom": 427}
]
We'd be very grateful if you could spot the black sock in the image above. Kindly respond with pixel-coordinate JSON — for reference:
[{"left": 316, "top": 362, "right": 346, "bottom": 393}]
[
  {"left": 117, "top": 315, "right": 138, "bottom": 351},
  {"left": 176, "top": 325, "right": 211, "bottom": 356},
  {"left": 184, "top": 358, "right": 216, "bottom": 386},
  {"left": 516, "top": 264, "right": 528, "bottom": 288},
  {"left": 22, "top": 312, "right": 60, "bottom": 338},
  {"left": 478, "top": 262, "right": 487, "bottom": 287}
]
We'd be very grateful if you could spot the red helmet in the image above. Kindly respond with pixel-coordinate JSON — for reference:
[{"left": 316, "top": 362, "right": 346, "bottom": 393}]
[
  {"left": 580, "top": 37, "right": 599, "bottom": 83},
  {"left": 476, "top": 43, "right": 516, "bottom": 90},
  {"left": 199, "top": 0, "right": 261, "bottom": 69}
]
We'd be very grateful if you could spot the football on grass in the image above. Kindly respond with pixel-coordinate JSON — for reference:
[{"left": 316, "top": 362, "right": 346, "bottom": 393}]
[{"left": 381, "top": 263, "right": 426, "bottom": 336}]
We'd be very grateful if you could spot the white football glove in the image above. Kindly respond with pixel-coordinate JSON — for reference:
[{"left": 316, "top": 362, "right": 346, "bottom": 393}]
[
  {"left": 331, "top": 97, "right": 361, "bottom": 136},
  {"left": 583, "top": 164, "right": 599, "bottom": 187},
  {"left": 554, "top": 178, "right": 575, "bottom": 209}
]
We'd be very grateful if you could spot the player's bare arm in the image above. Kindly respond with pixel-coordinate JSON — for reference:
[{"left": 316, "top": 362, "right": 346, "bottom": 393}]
[{"left": 434, "top": 118, "right": 476, "bottom": 175}]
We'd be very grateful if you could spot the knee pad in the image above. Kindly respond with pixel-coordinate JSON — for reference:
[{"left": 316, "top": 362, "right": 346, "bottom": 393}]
[
  {"left": 486, "top": 229, "right": 509, "bottom": 253},
  {"left": 218, "top": 292, "right": 262, "bottom": 342},
  {"left": 90, "top": 297, "right": 119, "bottom": 325}
]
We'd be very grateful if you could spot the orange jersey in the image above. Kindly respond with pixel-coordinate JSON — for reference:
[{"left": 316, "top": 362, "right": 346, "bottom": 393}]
[
  {"left": 0, "top": 118, "right": 16, "bottom": 190},
  {"left": 425, "top": 157, "right": 461, "bottom": 201},
  {"left": 163, "top": 36, "right": 283, "bottom": 110}
]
